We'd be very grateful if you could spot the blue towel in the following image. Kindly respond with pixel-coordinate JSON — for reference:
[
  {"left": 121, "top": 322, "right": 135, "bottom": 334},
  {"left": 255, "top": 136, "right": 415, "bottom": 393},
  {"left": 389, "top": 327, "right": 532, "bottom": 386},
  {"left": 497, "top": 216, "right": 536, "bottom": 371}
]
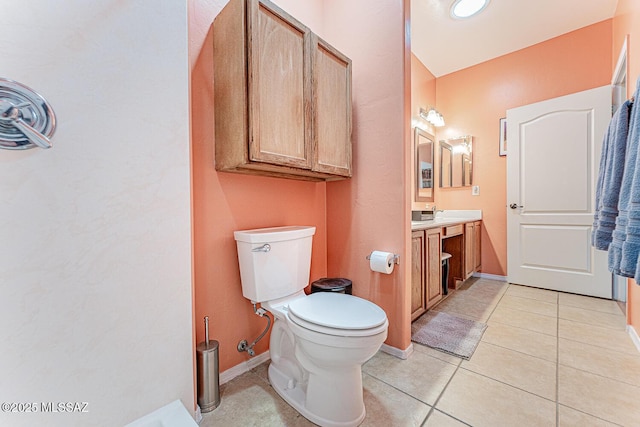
[
  {"left": 610, "top": 81, "right": 640, "bottom": 278},
  {"left": 592, "top": 100, "right": 632, "bottom": 250}
]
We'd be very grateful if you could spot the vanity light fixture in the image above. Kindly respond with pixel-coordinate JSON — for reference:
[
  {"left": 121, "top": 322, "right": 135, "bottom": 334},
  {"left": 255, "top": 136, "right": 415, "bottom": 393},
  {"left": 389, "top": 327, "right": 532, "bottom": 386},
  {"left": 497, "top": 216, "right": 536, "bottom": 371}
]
[
  {"left": 419, "top": 107, "right": 445, "bottom": 127},
  {"left": 450, "top": 0, "right": 490, "bottom": 19},
  {"left": 412, "top": 118, "right": 429, "bottom": 131}
]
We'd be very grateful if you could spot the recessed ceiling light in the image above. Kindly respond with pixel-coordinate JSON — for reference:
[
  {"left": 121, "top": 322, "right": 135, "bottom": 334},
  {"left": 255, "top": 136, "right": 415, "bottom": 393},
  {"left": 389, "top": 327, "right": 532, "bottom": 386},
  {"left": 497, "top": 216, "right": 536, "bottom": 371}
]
[{"left": 450, "top": 0, "right": 490, "bottom": 19}]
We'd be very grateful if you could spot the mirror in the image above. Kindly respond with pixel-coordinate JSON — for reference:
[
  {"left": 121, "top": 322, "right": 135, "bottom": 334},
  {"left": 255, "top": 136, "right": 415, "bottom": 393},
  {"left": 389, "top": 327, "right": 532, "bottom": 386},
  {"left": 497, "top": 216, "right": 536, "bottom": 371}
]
[
  {"left": 440, "top": 142, "right": 452, "bottom": 188},
  {"left": 439, "top": 135, "right": 473, "bottom": 187},
  {"left": 415, "top": 128, "right": 434, "bottom": 202}
]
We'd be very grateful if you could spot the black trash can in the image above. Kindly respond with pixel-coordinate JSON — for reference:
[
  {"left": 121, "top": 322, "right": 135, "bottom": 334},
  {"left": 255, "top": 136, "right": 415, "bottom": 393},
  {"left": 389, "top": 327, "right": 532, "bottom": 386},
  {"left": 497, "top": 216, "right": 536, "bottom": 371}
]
[
  {"left": 310, "top": 278, "right": 353, "bottom": 295},
  {"left": 441, "top": 253, "right": 452, "bottom": 295}
]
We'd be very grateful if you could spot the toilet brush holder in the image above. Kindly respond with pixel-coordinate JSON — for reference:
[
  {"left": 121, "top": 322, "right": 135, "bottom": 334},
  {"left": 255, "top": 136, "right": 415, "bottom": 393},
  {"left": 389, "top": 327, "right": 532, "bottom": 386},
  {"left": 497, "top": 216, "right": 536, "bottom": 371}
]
[{"left": 196, "top": 316, "right": 220, "bottom": 413}]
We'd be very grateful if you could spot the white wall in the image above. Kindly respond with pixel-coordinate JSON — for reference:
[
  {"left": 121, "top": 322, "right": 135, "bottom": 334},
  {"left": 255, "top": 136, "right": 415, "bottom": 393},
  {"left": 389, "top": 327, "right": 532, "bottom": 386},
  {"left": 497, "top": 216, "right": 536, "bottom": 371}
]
[{"left": 0, "top": 1, "right": 194, "bottom": 426}]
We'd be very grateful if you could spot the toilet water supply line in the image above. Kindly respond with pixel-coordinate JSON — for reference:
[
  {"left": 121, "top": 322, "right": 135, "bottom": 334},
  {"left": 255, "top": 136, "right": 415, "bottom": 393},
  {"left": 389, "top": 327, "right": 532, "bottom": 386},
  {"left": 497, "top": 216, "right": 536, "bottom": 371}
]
[{"left": 237, "top": 303, "right": 271, "bottom": 357}]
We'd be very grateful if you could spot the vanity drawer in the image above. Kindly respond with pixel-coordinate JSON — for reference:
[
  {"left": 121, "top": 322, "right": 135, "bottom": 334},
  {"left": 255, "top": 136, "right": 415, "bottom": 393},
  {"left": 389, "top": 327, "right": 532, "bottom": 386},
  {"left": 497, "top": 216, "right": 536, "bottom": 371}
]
[{"left": 443, "top": 224, "right": 463, "bottom": 237}]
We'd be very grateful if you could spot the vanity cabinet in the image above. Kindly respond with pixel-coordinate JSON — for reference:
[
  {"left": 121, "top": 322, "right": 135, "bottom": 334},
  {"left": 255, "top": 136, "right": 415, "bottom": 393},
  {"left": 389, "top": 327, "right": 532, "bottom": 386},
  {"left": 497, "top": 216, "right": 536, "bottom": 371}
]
[
  {"left": 425, "top": 228, "right": 443, "bottom": 308},
  {"left": 411, "top": 231, "right": 426, "bottom": 321},
  {"left": 464, "top": 221, "right": 482, "bottom": 278},
  {"left": 213, "top": 0, "right": 352, "bottom": 181},
  {"left": 411, "top": 228, "right": 443, "bottom": 320}
]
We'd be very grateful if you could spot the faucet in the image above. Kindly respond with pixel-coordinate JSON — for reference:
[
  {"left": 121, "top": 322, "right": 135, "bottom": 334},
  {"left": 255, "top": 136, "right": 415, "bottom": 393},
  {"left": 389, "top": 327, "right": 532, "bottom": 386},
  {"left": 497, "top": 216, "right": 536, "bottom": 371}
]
[{"left": 431, "top": 206, "right": 444, "bottom": 217}]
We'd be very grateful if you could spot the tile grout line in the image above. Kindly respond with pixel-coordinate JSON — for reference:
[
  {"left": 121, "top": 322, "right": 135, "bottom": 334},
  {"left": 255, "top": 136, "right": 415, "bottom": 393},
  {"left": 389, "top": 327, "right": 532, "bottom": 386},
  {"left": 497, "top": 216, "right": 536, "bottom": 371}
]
[
  {"left": 362, "top": 366, "right": 470, "bottom": 427},
  {"left": 456, "top": 364, "right": 557, "bottom": 404},
  {"left": 425, "top": 285, "right": 621, "bottom": 426},
  {"left": 420, "top": 360, "right": 468, "bottom": 427},
  {"left": 361, "top": 367, "right": 446, "bottom": 422},
  {"left": 488, "top": 317, "right": 558, "bottom": 337},
  {"left": 554, "top": 296, "right": 629, "bottom": 427},
  {"left": 491, "top": 305, "right": 557, "bottom": 319},
  {"left": 557, "top": 336, "right": 639, "bottom": 355},
  {"left": 421, "top": 282, "right": 508, "bottom": 426},
  {"left": 483, "top": 284, "right": 511, "bottom": 321},
  {"left": 556, "top": 360, "right": 640, "bottom": 389},
  {"left": 471, "top": 338, "right": 556, "bottom": 364}
]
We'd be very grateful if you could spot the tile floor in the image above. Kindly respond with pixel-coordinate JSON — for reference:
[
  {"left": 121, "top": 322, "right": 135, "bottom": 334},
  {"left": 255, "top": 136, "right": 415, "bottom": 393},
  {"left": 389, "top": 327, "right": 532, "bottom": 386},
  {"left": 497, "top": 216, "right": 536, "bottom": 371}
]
[{"left": 201, "top": 279, "right": 640, "bottom": 426}]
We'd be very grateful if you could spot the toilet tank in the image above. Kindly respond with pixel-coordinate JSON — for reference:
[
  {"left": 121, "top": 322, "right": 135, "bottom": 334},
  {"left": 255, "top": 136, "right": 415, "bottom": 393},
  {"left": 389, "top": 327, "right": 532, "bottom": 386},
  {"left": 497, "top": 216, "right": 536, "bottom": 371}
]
[{"left": 234, "top": 226, "right": 316, "bottom": 303}]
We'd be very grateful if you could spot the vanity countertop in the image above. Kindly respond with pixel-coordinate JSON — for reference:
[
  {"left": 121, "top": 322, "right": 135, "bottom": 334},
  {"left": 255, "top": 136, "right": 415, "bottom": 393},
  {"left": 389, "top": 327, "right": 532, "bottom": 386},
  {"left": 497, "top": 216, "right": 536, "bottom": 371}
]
[{"left": 411, "top": 210, "right": 482, "bottom": 231}]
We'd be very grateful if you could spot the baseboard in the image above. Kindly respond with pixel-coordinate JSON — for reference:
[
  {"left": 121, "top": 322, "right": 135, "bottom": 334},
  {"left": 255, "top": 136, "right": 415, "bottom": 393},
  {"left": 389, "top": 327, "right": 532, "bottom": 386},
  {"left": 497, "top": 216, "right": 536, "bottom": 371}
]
[
  {"left": 219, "top": 342, "right": 412, "bottom": 385},
  {"left": 628, "top": 325, "right": 640, "bottom": 353},
  {"left": 473, "top": 272, "right": 507, "bottom": 282},
  {"left": 194, "top": 405, "right": 203, "bottom": 424},
  {"left": 219, "top": 350, "right": 271, "bottom": 385},
  {"left": 380, "top": 342, "right": 414, "bottom": 360}
]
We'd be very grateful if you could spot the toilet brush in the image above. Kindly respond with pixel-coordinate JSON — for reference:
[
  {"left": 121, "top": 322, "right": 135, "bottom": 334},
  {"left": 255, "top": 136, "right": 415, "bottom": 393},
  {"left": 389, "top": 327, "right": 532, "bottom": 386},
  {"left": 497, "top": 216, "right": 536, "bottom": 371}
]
[{"left": 196, "top": 316, "right": 220, "bottom": 412}]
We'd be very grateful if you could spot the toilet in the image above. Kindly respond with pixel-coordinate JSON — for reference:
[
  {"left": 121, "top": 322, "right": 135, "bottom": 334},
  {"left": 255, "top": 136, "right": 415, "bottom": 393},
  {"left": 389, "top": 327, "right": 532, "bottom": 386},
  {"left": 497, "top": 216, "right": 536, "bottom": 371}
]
[{"left": 234, "top": 226, "right": 388, "bottom": 427}]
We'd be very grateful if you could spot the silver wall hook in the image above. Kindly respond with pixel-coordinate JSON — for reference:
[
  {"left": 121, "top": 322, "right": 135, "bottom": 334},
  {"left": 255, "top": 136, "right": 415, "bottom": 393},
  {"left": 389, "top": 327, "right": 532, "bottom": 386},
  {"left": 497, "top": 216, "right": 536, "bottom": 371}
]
[{"left": 0, "top": 78, "right": 56, "bottom": 150}]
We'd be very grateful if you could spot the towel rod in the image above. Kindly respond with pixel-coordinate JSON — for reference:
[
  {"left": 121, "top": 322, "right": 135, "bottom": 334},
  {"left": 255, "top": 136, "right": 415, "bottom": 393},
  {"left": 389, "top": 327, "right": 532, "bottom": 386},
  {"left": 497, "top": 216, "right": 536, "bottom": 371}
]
[{"left": 0, "top": 78, "right": 56, "bottom": 150}]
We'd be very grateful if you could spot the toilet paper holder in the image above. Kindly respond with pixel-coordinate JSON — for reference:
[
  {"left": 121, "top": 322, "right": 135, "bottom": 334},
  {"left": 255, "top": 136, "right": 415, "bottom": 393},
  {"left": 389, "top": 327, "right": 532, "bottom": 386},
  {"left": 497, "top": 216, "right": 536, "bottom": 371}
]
[{"left": 366, "top": 252, "right": 400, "bottom": 265}]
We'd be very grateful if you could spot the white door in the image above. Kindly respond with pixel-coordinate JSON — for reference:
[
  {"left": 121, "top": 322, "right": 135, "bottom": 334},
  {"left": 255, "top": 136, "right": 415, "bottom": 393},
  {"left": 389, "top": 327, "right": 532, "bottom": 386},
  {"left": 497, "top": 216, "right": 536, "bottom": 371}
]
[{"left": 506, "top": 86, "right": 611, "bottom": 298}]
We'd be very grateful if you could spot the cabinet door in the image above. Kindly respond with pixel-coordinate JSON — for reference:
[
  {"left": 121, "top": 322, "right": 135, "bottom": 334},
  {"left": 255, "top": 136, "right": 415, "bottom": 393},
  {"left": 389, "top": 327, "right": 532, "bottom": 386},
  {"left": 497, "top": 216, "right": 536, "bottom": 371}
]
[
  {"left": 426, "top": 227, "right": 442, "bottom": 309},
  {"left": 474, "top": 221, "right": 482, "bottom": 271},
  {"left": 464, "top": 222, "right": 474, "bottom": 278},
  {"left": 312, "top": 35, "right": 352, "bottom": 177},
  {"left": 411, "top": 231, "right": 426, "bottom": 321},
  {"left": 464, "top": 221, "right": 482, "bottom": 278},
  {"left": 247, "top": 0, "right": 312, "bottom": 169}
]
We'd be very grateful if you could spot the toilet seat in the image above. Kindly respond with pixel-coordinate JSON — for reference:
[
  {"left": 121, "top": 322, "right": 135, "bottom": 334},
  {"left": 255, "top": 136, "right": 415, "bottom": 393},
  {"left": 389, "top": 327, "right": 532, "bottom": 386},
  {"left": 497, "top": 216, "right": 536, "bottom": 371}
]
[{"left": 287, "top": 292, "right": 388, "bottom": 337}]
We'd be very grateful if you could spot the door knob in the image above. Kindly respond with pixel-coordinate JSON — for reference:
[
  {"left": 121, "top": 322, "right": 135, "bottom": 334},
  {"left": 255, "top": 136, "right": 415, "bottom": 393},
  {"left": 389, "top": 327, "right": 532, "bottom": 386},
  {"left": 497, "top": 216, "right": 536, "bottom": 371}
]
[{"left": 509, "top": 203, "right": 523, "bottom": 209}]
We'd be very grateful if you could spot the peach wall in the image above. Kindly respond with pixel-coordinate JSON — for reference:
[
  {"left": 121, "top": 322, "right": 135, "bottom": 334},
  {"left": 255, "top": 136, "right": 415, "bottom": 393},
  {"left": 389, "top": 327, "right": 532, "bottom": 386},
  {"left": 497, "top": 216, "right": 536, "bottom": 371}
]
[
  {"left": 189, "top": 0, "right": 411, "bottom": 370},
  {"left": 190, "top": 0, "right": 328, "bottom": 372},
  {"left": 613, "top": 0, "right": 640, "bottom": 330},
  {"left": 322, "top": 0, "right": 412, "bottom": 351},
  {"left": 434, "top": 20, "right": 613, "bottom": 277},
  {"left": 411, "top": 53, "right": 437, "bottom": 123},
  {"left": 411, "top": 53, "right": 437, "bottom": 212}
]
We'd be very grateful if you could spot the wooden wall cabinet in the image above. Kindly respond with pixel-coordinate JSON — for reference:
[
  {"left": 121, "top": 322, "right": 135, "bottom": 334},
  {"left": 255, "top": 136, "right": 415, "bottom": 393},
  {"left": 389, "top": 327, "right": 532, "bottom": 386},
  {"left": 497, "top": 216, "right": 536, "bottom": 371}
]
[
  {"left": 464, "top": 221, "right": 482, "bottom": 279},
  {"left": 213, "top": 0, "right": 352, "bottom": 181},
  {"left": 411, "top": 228, "right": 443, "bottom": 321}
]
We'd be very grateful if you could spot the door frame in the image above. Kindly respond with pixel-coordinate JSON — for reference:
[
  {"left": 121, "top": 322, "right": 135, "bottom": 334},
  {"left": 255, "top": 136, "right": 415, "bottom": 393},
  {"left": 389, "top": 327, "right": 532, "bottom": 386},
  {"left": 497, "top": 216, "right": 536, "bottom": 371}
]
[{"left": 610, "top": 35, "right": 629, "bottom": 303}]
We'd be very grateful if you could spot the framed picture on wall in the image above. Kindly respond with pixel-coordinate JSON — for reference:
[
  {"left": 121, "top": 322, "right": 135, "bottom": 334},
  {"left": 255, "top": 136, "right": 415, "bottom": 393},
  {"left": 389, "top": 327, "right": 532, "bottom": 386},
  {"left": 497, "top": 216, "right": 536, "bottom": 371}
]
[{"left": 499, "top": 117, "right": 507, "bottom": 156}]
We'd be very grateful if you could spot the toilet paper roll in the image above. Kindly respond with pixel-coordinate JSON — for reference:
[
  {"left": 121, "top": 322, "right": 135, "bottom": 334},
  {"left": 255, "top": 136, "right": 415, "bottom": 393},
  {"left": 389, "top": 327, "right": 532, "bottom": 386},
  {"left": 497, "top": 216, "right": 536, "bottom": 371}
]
[{"left": 369, "top": 251, "right": 395, "bottom": 274}]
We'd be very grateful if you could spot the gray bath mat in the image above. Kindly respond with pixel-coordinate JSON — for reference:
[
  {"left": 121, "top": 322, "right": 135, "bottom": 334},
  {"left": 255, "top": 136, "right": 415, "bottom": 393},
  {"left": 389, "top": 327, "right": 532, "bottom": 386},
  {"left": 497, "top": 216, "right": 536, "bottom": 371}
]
[{"left": 411, "top": 311, "right": 487, "bottom": 359}]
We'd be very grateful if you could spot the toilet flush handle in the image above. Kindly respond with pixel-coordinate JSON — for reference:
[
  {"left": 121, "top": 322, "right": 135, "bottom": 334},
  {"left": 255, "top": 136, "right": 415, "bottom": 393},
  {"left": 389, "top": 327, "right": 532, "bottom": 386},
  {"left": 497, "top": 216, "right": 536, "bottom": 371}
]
[
  {"left": 252, "top": 244, "right": 271, "bottom": 252},
  {"left": 509, "top": 203, "right": 523, "bottom": 209}
]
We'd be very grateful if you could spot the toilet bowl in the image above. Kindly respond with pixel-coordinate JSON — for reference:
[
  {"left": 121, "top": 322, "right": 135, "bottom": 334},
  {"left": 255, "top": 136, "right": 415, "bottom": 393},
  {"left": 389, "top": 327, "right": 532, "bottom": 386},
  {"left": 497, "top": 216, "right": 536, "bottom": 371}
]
[
  {"left": 234, "top": 226, "right": 389, "bottom": 427},
  {"left": 265, "top": 291, "right": 387, "bottom": 427}
]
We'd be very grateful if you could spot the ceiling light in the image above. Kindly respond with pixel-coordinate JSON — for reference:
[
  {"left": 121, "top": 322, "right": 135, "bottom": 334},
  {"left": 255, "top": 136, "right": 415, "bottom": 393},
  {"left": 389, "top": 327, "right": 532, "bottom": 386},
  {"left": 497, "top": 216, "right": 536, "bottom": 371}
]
[{"left": 450, "top": 0, "right": 490, "bottom": 19}]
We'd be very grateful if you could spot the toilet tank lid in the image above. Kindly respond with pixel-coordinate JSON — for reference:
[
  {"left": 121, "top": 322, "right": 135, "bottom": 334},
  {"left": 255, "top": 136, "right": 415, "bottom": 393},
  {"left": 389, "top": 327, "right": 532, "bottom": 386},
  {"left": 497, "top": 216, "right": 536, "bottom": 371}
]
[{"left": 234, "top": 226, "right": 316, "bottom": 243}]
